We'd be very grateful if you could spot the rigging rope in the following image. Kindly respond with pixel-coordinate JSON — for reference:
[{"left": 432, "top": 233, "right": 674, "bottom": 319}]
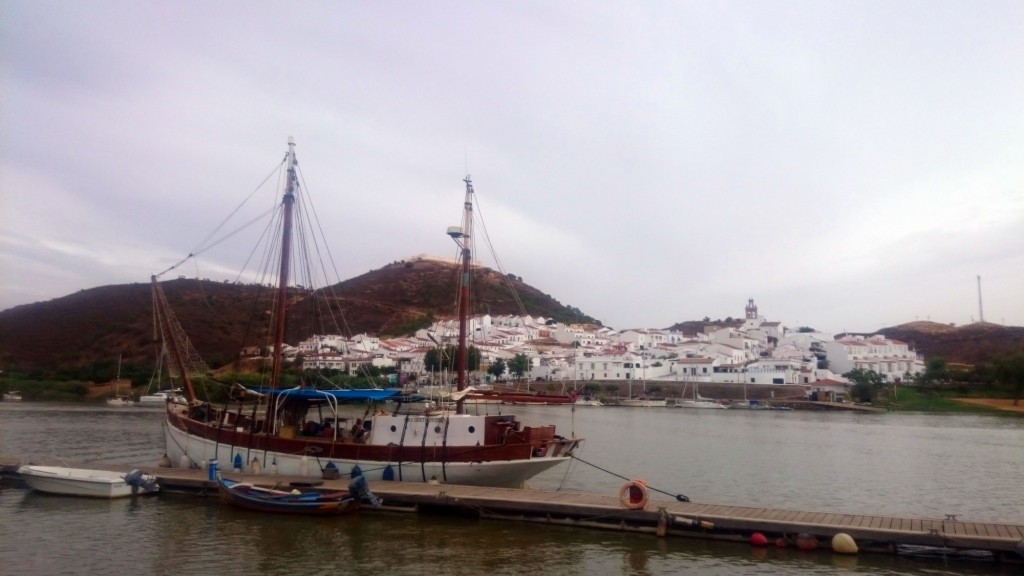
[
  {"left": 569, "top": 453, "right": 690, "bottom": 502},
  {"left": 472, "top": 194, "right": 530, "bottom": 317}
]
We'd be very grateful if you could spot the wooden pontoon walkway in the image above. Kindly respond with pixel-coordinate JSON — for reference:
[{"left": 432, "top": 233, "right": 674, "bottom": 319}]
[{"left": 2, "top": 456, "right": 1021, "bottom": 563}]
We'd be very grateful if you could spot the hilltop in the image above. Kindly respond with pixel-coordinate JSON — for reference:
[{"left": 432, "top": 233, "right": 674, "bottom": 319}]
[
  {"left": 875, "top": 321, "right": 1024, "bottom": 365},
  {"left": 0, "top": 257, "right": 598, "bottom": 373}
]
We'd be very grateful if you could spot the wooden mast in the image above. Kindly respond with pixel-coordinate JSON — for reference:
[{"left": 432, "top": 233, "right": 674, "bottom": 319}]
[
  {"left": 449, "top": 176, "right": 474, "bottom": 415},
  {"left": 270, "top": 137, "right": 298, "bottom": 391}
]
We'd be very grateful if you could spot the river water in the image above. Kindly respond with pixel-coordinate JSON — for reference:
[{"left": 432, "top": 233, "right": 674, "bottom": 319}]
[{"left": 1, "top": 402, "right": 1022, "bottom": 575}]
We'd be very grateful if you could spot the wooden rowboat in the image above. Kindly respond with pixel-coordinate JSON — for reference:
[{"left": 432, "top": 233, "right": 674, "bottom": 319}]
[{"left": 217, "top": 476, "right": 379, "bottom": 515}]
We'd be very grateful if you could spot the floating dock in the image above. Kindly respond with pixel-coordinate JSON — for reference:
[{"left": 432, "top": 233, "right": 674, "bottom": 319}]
[{"left": 2, "top": 456, "right": 1021, "bottom": 564}]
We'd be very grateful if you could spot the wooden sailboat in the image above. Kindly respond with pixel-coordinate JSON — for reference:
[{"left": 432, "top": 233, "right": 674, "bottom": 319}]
[{"left": 154, "top": 140, "right": 582, "bottom": 487}]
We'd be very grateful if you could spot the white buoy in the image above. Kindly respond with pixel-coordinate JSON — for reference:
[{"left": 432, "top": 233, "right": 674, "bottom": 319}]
[
  {"left": 179, "top": 455, "right": 190, "bottom": 469},
  {"left": 299, "top": 454, "right": 309, "bottom": 476},
  {"left": 832, "top": 533, "right": 858, "bottom": 554}
]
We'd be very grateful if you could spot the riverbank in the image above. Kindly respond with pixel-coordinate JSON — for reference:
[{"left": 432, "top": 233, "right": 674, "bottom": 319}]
[
  {"left": 952, "top": 398, "right": 1024, "bottom": 413},
  {"left": 3, "top": 378, "right": 1021, "bottom": 415}
]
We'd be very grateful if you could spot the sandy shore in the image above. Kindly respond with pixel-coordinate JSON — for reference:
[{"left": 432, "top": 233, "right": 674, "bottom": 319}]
[{"left": 952, "top": 398, "right": 1024, "bottom": 413}]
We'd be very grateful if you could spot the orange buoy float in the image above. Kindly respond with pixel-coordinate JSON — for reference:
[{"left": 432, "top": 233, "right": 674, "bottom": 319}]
[
  {"left": 619, "top": 478, "right": 649, "bottom": 510},
  {"left": 750, "top": 532, "right": 768, "bottom": 547}
]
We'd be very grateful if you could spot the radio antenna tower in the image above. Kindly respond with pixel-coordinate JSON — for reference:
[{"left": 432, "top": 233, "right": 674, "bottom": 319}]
[{"left": 977, "top": 275, "right": 984, "bottom": 323}]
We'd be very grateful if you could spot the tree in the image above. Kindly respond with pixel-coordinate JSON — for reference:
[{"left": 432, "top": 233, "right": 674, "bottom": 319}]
[
  {"left": 423, "top": 347, "right": 445, "bottom": 373},
  {"left": 916, "top": 357, "right": 948, "bottom": 386},
  {"left": 994, "top": 351, "right": 1024, "bottom": 406},
  {"left": 844, "top": 368, "right": 886, "bottom": 403},
  {"left": 507, "top": 354, "right": 530, "bottom": 380},
  {"left": 424, "top": 345, "right": 481, "bottom": 374},
  {"left": 488, "top": 358, "right": 507, "bottom": 379}
]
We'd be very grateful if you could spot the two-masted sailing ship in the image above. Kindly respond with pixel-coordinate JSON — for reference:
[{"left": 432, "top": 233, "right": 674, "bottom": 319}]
[{"left": 153, "top": 139, "right": 582, "bottom": 487}]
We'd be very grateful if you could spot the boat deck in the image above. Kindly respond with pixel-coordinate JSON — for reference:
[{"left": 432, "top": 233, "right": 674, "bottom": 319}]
[{"left": 2, "top": 456, "right": 1021, "bottom": 562}]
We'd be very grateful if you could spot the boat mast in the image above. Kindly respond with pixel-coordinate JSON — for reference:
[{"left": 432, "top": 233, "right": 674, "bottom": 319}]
[
  {"left": 448, "top": 176, "right": 475, "bottom": 415},
  {"left": 151, "top": 277, "right": 197, "bottom": 402},
  {"left": 270, "top": 137, "right": 298, "bottom": 390}
]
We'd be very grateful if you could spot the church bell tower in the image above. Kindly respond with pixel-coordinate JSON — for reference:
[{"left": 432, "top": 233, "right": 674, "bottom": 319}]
[{"left": 745, "top": 298, "right": 758, "bottom": 320}]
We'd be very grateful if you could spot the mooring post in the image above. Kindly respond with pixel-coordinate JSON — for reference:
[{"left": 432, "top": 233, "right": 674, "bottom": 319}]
[{"left": 656, "top": 507, "right": 669, "bottom": 537}]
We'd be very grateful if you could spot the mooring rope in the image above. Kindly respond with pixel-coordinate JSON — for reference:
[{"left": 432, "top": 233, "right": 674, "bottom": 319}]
[{"left": 570, "top": 453, "right": 690, "bottom": 502}]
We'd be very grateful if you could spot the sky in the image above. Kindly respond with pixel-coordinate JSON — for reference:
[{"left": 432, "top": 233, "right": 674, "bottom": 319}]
[{"left": 2, "top": 1, "right": 1022, "bottom": 334}]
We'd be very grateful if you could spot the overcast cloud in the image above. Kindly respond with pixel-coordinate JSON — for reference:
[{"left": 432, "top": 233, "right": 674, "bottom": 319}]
[{"left": 2, "top": 1, "right": 1022, "bottom": 333}]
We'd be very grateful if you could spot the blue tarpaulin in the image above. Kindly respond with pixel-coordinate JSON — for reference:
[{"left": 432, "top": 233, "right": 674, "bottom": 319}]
[{"left": 246, "top": 387, "right": 403, "bottom": 402}]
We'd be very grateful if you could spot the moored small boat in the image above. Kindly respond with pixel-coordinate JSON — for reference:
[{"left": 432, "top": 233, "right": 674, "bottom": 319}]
[
  {"left": 619, "top": 397, "right": 668, "bottom": 407},
  {"left": 18, "top": 465, "right": 159, "bottom": 498},
  {"left": 138, "top": 390, "right": 184, "bottom": 404},
  {"left": 217, "top": 475, "right": 378, "bottom": 515},
  {"left": 676, "top": 399, "right": 728, "bottom": 409}
]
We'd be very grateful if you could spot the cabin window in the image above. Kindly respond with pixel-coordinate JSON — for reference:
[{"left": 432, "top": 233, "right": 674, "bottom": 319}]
[
  {"left": 434, "top": 425, "right": 442, "bottom": 433},
  {"left": 468, "top": 426, "right": 476, "bottom": 434},
  {"left": 390, "top": 425, "right": 397, "bottom": 432}
]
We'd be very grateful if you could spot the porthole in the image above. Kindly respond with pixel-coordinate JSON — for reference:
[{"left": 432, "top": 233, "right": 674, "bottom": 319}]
[
  {"left": 434, "top": 425, "right": 442, "bottom": 433},
  {"left": 468, "top": 425, "right": 476, "bottom": 433},
  {"left": 390, "top": 425, "right": 397, "bottom": 432}
]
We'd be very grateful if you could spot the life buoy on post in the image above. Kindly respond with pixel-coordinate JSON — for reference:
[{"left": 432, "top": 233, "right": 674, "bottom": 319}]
[{"left": 619, "top": 478, "right": 649, "bottom": 510}]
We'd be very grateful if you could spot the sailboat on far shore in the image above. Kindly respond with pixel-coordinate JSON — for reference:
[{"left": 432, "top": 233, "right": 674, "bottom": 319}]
[
  {"left": 106, "top": 354, "right": 136, "bottom": 407},
  {"left": 676, "top": 381, "right": 726, "bottom": 409},
  {"left": 619, "top": 376, "right": 667, "bottom": 407}
]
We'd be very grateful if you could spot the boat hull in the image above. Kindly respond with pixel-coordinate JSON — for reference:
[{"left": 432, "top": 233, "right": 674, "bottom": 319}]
[
  {"left": 676, "top": 400, "right": 728, "bottom": 409},
  {"left": 217, "top": 478, "right": 358, "bottom": 515},
  {"left": 166, "top": 423, "right": 571, "bottom": 487},
  {"left": 619, "top": 398, "right": 668, "bottom": 407},
  {"left": 18, "top": 466, "right": 159, "bottom": 498},
  {"left": 164, "top": 403, "right": 581, "bottom": 488}
]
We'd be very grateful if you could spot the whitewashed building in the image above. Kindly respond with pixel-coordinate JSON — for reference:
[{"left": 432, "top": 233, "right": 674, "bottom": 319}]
[{"left": 823, "top": 335, "right": 925, "bottom": 381}]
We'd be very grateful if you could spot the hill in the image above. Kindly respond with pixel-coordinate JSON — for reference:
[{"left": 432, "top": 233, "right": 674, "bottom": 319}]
[
  {"left": 876, "top": 321, "right": 1024, "bottom": 365},
  {"left": 0, "top": 258, "right": 598, "bottom": 374}
]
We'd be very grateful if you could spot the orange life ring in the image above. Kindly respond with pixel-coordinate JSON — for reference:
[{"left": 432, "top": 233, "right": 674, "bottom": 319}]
[{"left": 619, "top": 478, "right": 649, "bottom": 510}]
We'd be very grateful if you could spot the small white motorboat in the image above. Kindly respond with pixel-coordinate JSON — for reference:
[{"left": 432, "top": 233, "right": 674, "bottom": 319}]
[{"left": 17, "top": 465, "right": 160, "bottom": 498}]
